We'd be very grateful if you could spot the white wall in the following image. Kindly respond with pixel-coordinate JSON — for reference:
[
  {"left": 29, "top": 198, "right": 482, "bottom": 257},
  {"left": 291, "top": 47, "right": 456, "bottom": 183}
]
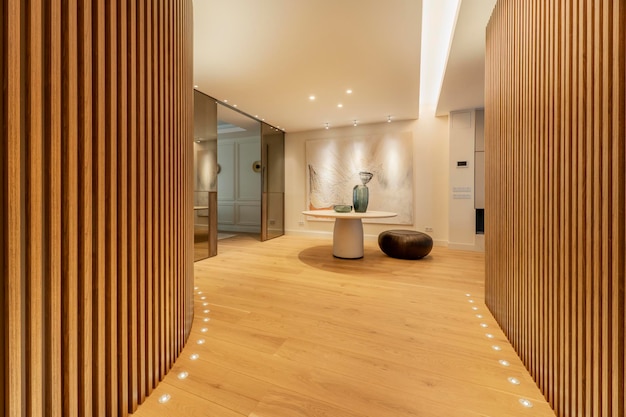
[
  {"left": 285, "top": 116, "right": 450, "bottom": 245},
  {"left": 448, "top": 109, "right": 484, "bottom": 251}
]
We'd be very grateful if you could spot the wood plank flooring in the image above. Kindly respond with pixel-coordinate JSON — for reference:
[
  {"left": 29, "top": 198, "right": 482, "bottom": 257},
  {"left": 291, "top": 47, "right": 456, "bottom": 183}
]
[{"left": 132, "top": 234, "right": 556, "bottom": 417}]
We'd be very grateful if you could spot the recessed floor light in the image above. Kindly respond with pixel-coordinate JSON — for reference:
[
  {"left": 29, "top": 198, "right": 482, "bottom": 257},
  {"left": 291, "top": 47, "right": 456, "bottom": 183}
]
[
  {"left": 203, "top": 318, "right": 210, "bottom": 322},
  {"left": 203, "top": 309, "right": 210, "bottom": 314},
  {"left": 197, "top": 339, "right": 205, "bottom": 345},
  {"left": 177, "top": 371, "right": 189, "bottom": 380},
  {"left": 519, "top": 398, "right": 533, "bottom": 408},
  {"left": 190, "top": 353, "right": 199, "bottom": 360},
  {"left": 201, "top": 328, "right": 208, "bottom": 333},
  {"left": 476, "top": 314, "right": 483, "bottom": 319},
  {"left": 499, "top": 359, "right": 510, "bottom": 366},
  {"left": 508, "top": 377, "right": 521, "bottom": 385},
  {"left": 492, "top": 345, "right": 502, "bottom": 351},
  {"left": 158, "top": 393, "right": 171, "bottom": 404},
  {"left": 486, "top": 333, "right": 494, "bottom": 339}
]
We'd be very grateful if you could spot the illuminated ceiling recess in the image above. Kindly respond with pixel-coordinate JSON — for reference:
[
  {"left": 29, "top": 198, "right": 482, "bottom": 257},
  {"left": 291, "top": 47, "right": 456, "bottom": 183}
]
[{"left": 419, "top": 0, "right": 461, "bottom": 117}]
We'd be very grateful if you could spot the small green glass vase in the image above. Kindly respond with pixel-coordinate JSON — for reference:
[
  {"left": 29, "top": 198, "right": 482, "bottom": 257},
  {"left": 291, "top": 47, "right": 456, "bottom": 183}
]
[{"left": 353, "top": 171, "right": 373, "bottom": 213}]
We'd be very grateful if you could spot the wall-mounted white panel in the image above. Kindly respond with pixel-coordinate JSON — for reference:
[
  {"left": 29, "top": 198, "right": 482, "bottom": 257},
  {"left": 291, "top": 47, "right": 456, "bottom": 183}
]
[
  {"left": 218, "top": 142, "right": 236, "bottom": 200},
  {"left": 238, "top": 141, "right": 261, "bottom": 200},
  {"left": 237, "top": 203, "right": 261, "bottom": 225},
  {"left": 217, "top": 204, "right": 235, "bottom": 224}
]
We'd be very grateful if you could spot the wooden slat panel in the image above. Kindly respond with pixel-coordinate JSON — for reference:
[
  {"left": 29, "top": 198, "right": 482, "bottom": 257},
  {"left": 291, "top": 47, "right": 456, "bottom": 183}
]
[
  {"left": 485, "top": 2, "right": 625, "bottom": 417},
  {"left": 1, "top": 1, "right": 193, "bottom": 416}
]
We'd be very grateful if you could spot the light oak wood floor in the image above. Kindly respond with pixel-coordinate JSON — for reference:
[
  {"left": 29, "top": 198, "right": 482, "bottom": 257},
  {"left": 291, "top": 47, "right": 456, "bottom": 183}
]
[{"left": 132, "top": 234, "right": 556, "bottom": 417}]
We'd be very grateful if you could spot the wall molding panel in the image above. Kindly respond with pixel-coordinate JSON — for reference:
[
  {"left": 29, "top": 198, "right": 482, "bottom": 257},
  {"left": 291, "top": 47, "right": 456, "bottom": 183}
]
[
  {"left": 485, "top": 2, "right": 624, "bottom": 417},
  {"left": 0, "top": 1, "right": 194, "bottom": 416}
]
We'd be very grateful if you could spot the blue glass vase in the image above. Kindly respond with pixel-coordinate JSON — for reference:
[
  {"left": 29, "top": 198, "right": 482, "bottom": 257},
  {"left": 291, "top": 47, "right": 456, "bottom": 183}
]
[{"left": 353, "top": 171, "right": 373, "bottom": 213}]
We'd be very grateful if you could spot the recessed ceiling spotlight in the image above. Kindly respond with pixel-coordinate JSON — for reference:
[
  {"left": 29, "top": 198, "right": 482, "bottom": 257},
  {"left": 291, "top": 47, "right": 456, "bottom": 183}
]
[
  {"left": 346, "top": 89, "right": 352, "bottom": 94},
  {"left": 337, "top": 103, "right": 343, "bottom": 108},
  {"left": 309, "top": 95, "right": 316, "bottom": 101}
]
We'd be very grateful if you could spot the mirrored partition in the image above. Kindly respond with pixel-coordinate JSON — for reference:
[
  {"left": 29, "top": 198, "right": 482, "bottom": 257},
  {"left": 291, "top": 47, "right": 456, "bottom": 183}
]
[
  {"left": 261, "top": 123, "right": 285, "bottom": 240},
  {"left": 193, "top": 90, "right": 218, "bottom": 261},
  {"left": 217, "top": 104, "right": 262, "bottom": 238}
]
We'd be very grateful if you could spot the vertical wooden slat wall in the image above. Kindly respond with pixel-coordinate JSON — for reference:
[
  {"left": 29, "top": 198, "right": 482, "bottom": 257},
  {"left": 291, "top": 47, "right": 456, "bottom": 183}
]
[
  {"left": 485, "top": 2, "right": 625, "bottom": 417},
  {"left": 0, "top": 0, "right": 194, "bottom": 416}
]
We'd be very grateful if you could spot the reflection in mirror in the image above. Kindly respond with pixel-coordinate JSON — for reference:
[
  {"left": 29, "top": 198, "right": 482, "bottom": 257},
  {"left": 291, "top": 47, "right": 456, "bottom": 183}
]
[{"left": 193, "top": 90, "right": 217, "bottom": 261}]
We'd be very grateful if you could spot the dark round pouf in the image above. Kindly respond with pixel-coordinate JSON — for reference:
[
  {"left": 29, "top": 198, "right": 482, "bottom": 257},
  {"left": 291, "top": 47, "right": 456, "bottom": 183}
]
[{"left": 378, "top": 230, "right": 433, "bottom": 260}]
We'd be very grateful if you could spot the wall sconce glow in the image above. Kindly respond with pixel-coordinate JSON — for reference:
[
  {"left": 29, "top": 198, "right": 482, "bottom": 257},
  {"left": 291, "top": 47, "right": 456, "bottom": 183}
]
[
  {"left": 158, "top": 393, "right": 171, "bottom": 404},
  {"left": 177, "top": 371, "right": 189, "bottom": 380},
  {"left": 419, "top": 0, "right": 461, "bottom": 116}
]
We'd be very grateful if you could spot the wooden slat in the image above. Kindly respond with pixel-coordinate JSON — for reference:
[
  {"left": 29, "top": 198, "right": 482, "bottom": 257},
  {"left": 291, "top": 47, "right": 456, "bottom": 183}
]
[
  {"left": 26, "top": 0, "right": 44, "bottom": 415},
  {"left": 485, "top": 2, "right": 625, "bottom": 417},
  {"left": 92, "top": 0, "right": 107, "bottom": 414},
  {"left": 78, "top": 0, "right": 94, "bottom": 416},
  {"left": 116, "top": 0, "right": 129, "bottom": 414}
]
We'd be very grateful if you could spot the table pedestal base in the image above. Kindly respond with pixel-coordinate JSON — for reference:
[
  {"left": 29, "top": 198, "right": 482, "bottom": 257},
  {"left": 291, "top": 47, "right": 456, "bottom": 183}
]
[{"left": 333, "top": 218, "right": 364, "bottom": 259}]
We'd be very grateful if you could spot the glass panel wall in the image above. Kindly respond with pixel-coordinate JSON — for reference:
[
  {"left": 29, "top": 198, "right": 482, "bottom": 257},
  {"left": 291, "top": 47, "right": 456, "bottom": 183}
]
[
  {"left": 193, "top": 90, "right": 218, "bottom": 261},
  {"left": 261, "top": 123, "right": 285, "bottom": 240}
]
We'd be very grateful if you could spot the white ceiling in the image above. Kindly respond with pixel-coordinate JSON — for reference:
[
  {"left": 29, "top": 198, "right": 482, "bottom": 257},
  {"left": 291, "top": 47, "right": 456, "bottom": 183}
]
[{"left": 193, "top": 0, "right": 495, "bottom": 133}]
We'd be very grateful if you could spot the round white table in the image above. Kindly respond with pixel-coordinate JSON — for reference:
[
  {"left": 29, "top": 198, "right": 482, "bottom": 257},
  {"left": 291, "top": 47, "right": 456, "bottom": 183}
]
[{"left": 302, "top": 210, "right": 397, "bottom": 259}]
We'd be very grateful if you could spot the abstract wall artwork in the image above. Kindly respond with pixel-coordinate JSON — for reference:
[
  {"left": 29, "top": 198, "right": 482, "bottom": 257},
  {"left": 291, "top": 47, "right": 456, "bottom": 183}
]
[{"left": 306, "top": 132, "right": 413, "bottom": 224}]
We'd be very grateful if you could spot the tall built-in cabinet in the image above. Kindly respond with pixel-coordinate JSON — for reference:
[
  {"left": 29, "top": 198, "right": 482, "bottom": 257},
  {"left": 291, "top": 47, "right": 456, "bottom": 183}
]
[
  {"left": 485, "top": 2, "right": 624, "bottom": 417},
  {"left": 0, "top": 1, "right": 194, "bottom": 416}
]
